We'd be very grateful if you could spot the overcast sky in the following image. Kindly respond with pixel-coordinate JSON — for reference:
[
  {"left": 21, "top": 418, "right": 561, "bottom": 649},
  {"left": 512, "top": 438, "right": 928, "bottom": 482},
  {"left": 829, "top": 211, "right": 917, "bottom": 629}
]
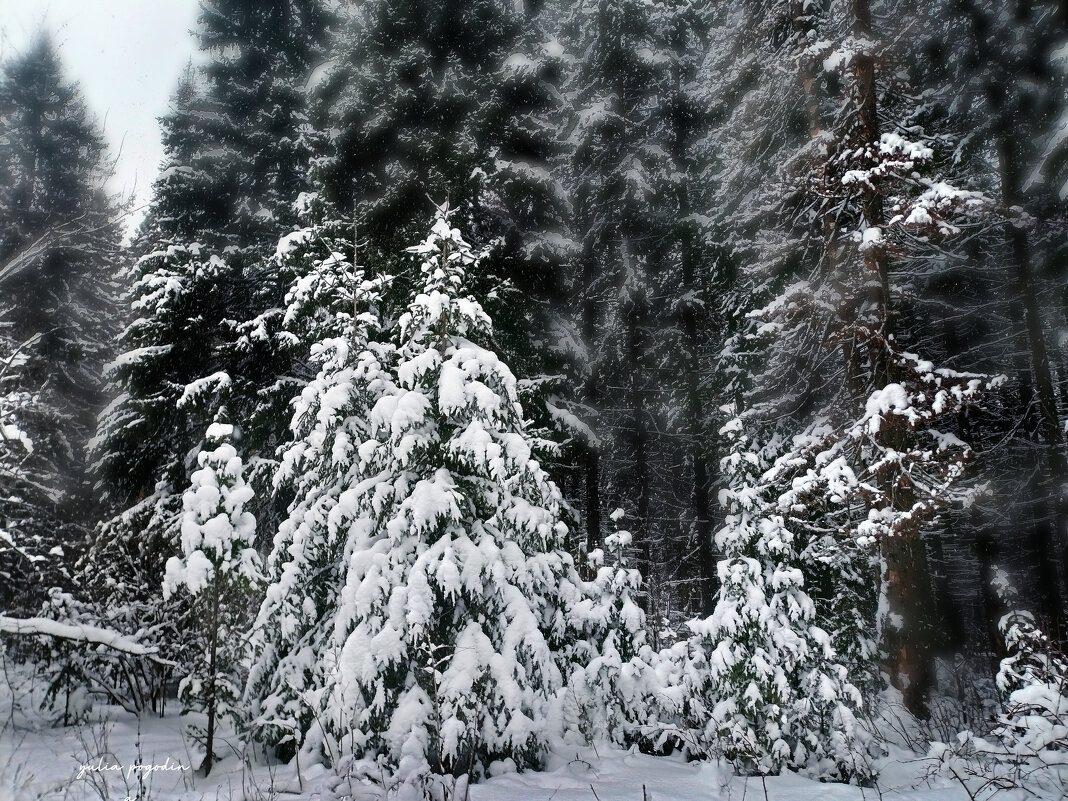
[{"left": 0, "top": 0, "right": 201, "bottom": 231}]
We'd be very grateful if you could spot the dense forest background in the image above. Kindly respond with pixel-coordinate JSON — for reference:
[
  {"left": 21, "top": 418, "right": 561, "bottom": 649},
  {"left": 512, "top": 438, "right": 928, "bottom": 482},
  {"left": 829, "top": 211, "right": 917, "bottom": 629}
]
[{"left": 1, "top": 0, "right": 1067, "bottom": 796}]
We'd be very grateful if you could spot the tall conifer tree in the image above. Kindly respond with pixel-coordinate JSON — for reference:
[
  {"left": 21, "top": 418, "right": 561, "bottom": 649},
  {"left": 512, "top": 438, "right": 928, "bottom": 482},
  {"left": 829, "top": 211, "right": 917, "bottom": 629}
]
[
  {"left": 0, "top": 35, "right": 120, "bottom": 610},
  {"left": 88, "top": 1, "right": 329, "bottom": 638},
  {"left": 248, "top": 212, "right": 589, "bottom": 796}
]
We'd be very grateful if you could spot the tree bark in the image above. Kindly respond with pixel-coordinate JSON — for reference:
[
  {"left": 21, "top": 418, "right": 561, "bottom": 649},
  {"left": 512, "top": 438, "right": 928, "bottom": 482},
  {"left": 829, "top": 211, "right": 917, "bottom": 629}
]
[
  {"left": 995, "top": 128, "right": 1068, "bottom": 621},
  {"left": 581, "top": 247, "right": 602, "bottom": 557},
  {"left": 849, "top": 0, "right": 935, "bottom": 718},
  {"left": 203, "top": 582, "right": 220, "bottom": 776}
]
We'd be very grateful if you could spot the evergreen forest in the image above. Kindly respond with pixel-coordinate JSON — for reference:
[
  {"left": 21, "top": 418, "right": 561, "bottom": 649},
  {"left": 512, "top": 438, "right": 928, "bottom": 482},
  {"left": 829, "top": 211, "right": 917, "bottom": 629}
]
[{"left": 1, "top": 2, "right": 1067, "bottom": 799}]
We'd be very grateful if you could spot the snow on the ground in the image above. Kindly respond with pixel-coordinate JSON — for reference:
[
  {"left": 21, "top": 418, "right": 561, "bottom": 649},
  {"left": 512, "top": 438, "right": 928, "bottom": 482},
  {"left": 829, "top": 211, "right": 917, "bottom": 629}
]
[{"left": 0, "top": 705, "right": 1050, "bottom": 801}]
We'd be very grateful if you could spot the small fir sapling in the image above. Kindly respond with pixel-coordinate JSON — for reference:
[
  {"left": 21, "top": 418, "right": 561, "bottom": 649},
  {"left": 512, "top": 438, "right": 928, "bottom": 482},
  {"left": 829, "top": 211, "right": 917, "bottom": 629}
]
[
  {"left": 674, "top": 415, "right": 874, "bottom": 781},
  {"left": 563, "top": 508, "right": 662, "bottom": 747},
  {"left": 164, "top": 419, "right": 261, "bottom": 776}
]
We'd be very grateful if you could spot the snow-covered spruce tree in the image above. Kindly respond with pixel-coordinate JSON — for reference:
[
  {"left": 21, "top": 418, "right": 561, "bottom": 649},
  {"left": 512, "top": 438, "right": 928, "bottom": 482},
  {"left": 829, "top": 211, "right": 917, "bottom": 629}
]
[
  {"left": 0, "top": 350, "right": 48, "bottom": 605},
  {"left": 682, "top": 360, "right": 1002, "bottom": 776},
  {"left": 164, "top": 420, "right": 261, "bottom": 776},
  {"left": 952, "top": 570, "right": 1068, "bottom": 785},
  {"left": 648, "top": 0, "right": 722, "bottom": 618},
  {"left": 557, "top": 0, "right": 674, "bottom": 596},
  {"left": 801, "top": 0, "right": 1004, "bottom": 717},
  {"left": 315, "top": 0, "right": 565, "bottom": 258},
  {"left": 910, "top": 1, "right": 1068, "bottom": 625},
  {"left": 287, "top": 211, "right": 580, "bottom": 796},
  {"left": 0, "top": 34, "right": 121, "bottom": 611},
  {"left": 244, "top": 207, "right": 395, "bottom": 759},
  {"left": 310, "top": 0, "right": 576, "bottom": 500},
  {"left": 989, "top": 609, "right": 1068, "bottom": 781},
  {"left": 672, "top": 416, "right": 873, "bottom": 781},
  {"left": 562, "top": 508, "right": 662, "bottom": 748},
  {"left": 552, "top": 0, "right": 727, "bottom": 624},
  {"left": 703, "top": 0, "right": 1004, "bottom": 719}
]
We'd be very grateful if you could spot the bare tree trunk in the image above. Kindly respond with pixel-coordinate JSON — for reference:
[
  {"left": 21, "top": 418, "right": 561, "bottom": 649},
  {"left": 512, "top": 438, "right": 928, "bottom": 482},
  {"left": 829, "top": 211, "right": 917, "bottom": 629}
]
[
  {"left": 203, "top": 583, "right": 220, "bottom": 776},
  {"left": 581, "top": 249, "right": 602, "bottom": 557}
]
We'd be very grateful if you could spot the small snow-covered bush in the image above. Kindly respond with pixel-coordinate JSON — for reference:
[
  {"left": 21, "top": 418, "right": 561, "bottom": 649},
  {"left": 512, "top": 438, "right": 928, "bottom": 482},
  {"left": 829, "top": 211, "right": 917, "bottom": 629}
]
[
  {"left": 984, "top": 610, "right": 1068, "bottom": 781},
  {"left": 931, "top": 580, "right": 1068, "bottom": 794},
  {"left": 562, "top": 513, "right": 663, "bottom": 748}
]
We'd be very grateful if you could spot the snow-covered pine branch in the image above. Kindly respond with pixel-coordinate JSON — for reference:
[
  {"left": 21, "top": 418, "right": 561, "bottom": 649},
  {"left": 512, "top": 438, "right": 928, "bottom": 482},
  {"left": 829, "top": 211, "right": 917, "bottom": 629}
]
[{"left": 0, "top": 615, "right": 163, "bottom": 659}]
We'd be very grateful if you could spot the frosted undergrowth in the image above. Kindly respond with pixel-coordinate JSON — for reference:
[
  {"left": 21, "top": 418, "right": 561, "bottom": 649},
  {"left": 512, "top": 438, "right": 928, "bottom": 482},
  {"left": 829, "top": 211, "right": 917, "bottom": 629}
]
[{"left": 1, "top": 700, "right": 1063, "bottom": 801}]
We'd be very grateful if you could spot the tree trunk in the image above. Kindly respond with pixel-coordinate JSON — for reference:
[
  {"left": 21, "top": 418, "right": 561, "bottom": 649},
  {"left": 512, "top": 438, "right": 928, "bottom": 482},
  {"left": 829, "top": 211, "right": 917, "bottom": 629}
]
[
  {"left": 667, "top": 33, "right": 717, "bottom": 616},
  {"left": 680, "top": 235, "right": 715, "bottom": 616},
  {"left": 974, "top": 519, "right": 1007, "bottom": 670},
  {"left": 623, "top": 240, "right": 653, "bottom": 596},
  {"left": 791, "top": 0, "right": 823, "bottom": 140},
  {"left": 926, "top": 531, "right": 964, "bottom": 654},
  {"left": 584, "top": 449, "right": 601, "bottom": 557},
  {"left": 996, "top": 128, "right": 1068, "bottom": 621},
  {"left": 203, "top": 583, "right": 220, "bottom": 777},
  {"left": 878, "top": 416, "right": 936, "bottom": 718},
  {"left": 849, "top": 0, "right": 934, "bottom": 718},
  {"left": 581, "top": 248, "right": 602, "bottom": 557}
]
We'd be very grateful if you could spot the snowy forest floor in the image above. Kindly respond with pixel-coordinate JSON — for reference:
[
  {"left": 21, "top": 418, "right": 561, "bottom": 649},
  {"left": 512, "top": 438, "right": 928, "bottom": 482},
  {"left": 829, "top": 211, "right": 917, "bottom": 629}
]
[{"left": 1, "top": 702, "right": 1060, "bottom": 801}]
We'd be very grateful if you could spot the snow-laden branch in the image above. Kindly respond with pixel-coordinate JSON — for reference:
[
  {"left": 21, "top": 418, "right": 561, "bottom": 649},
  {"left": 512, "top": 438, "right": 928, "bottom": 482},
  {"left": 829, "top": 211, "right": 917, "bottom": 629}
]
[
  {"left": 0, "top": 615, "right": 168, "bottom": 662},
  {"left": 0, "top": 218, "right": 105, "bottom": 288}
]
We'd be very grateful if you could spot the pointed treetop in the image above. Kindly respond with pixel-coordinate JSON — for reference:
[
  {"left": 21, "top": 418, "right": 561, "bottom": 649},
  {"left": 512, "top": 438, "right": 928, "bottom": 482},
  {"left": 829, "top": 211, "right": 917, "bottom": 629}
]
[
  {"left": 162, "top": 414, "right": 259, "bottom": 600},
  {"left": 398, "top": 207, "right": 491, "bottom": 346}
]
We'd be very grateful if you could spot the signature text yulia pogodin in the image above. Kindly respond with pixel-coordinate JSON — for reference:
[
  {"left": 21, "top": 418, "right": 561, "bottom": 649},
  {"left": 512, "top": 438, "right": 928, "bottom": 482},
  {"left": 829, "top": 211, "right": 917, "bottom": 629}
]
[{"left": 76, "top": 756, "right": 189, "bottom": 781}]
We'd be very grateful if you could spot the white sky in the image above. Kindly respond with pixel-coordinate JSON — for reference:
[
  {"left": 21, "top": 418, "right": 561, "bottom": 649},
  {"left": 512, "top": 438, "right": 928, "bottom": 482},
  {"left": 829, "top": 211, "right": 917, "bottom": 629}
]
[{"left": 0, "top": 0, "right": 201, "bottom": 232}]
